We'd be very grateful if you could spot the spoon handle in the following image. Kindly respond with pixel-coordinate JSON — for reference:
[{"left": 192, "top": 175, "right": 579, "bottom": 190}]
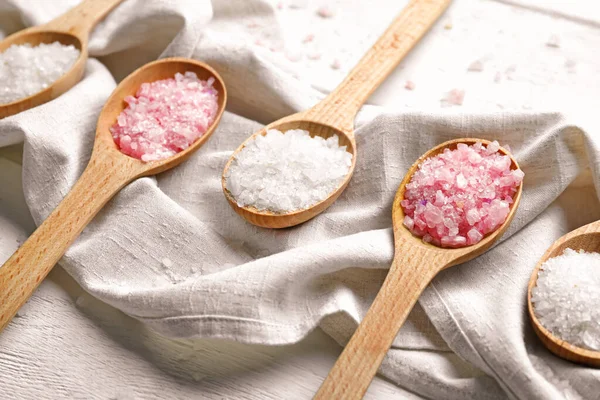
[
  {"left": 307, "top": 0, "right": 451, "bottom": 133},
  {"left": 314, "top": 246, "right": 445, "bottom": 399},
  {"left": 0, "top": 151, "right": 135, "bottom": 332},
  {"left": 44, "top": 0, "right": 124, "bottom": 39}
]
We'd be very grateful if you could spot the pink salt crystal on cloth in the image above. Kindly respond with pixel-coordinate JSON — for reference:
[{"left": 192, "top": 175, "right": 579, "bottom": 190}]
[
  {"left": 110, "top": 72, "right": 219, "bottom": 162},
  {"left": 330, "top": 59, "right": 341, "bottom": 70},
  {"left": 401, "top": 141, "right": 524, "bottom": 248},
  {"left": 404, "top": 80, "right": 416, "bottom": 90}
]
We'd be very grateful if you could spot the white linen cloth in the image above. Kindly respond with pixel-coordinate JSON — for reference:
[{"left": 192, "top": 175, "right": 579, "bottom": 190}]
[{"left": 1, "top": 0, "right": 600, "bottom": 399}]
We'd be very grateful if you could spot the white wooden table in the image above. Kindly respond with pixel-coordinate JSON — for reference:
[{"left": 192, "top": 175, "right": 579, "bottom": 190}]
[{"left": 1, "top": 0, "right": 599, "bottom": 398}]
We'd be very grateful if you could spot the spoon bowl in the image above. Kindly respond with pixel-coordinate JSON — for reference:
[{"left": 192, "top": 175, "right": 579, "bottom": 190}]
[
  {"left": 222, "top": 118, "right": 356, "bottom": 228},
  {"left": 394, "top": 138, "right": 522, "bottom": 263},
  {"left": 222, "top": 0, "right": 453, "bottom": 229},
  {"left": 0, "top": 57, "right": 227, "bottom": 332},
  {"left": 527, "top": 221, "right": 600, "bottom": 367},
  {"left": 95, "top": 57, "right": 227, "bottom": 176},
  {"left": 316, "top": 138, "right": 523, "bottom": 399},
  {"left": 0, "top": 0, "right": 124, "bottom": 119}
]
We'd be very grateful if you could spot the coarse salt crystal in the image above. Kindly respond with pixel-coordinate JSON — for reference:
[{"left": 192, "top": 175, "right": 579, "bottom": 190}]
[
  {"left": 225, "top": 129, "right": 353, "bottom": 213},
  {"left": 467, "top": 60, "right": 484, "bottom": 72},
  {"left": 110, "top": 72, "right": 219, "bottom": 162},
  {"left": 404, "top": 80, "right": 416, "bottom": 90},
  {"left": 302, "top": 34, "right": 315, "bottom": 43},
  {"left": 285, "top": 49, "right": 303, "bottom": 62},
  {"left": 308, "top": 52, "right": 322, "bottom": 60},
  {"left": 546, "top": 34, "right": 560, "bottom": 48},
  {"left": 316, "top": 6, "right": 335, "bottom": 18},
  {"left": 401, "top": 141, "right": 523, "bottom": 248},
  {"left": 532, "top": 249, "right": 600, "bottom": 351},
  {"left": 0, "top": 42, "right": 80, "bottom": 104},
  {"left": 441, "top": 89, "right": 465, "bottom": 107},
  {"left": 330, "top": 59, "right": 341, "bottom": 70}
]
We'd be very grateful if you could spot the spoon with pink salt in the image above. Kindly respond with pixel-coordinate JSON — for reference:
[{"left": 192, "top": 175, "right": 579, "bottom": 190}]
[
  {"left": 0, "top": 57, "right": 227, "bottom": 332},
  {"left": 315, "top": 138, "right": 524, "bottom": 400}
]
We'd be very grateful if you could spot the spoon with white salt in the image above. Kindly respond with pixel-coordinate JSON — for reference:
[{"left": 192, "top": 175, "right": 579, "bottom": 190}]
[
  {"left": 0, "top": 0, "right": 124, "bottom": 119},
  {"left": 528, "top": 222, "right": 600, "bottom": 367},
  {"left": 222, "top": 0, "right": 452, "bottom": 228},
  {"left": 0, "top": 57, "right": 227, "bottom": 332}
]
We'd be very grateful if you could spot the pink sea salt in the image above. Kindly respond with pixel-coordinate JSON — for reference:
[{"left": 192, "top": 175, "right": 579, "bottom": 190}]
[
  {"left": 316, "top": 6, "right": 335, "bottom": 18},
  {"left": 111, "top": 72, "right": 219, "bottom": 162},
  {"left": 401, "top": 141, "right": 524, "bottom": 248}
]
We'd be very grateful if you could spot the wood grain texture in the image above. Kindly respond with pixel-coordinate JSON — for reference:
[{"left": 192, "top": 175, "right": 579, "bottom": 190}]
[
  {"left": 527, "top": 220, "right": 600, "bottom": 367},
  {"left": 222, "top": 0, "right": 452, "bottom": 229},
  {"left": 0, "top": 0, "right": 124, "bottom": 119},
  {"left": 314, "top": 138, "right": 523, "bottom": 399},
  {"left": 0, "top": 57, "right": 227, "bottom": 333}
]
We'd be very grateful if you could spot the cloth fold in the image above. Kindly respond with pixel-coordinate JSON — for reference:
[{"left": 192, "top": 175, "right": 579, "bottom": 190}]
[{"left": 1, "top": 0, "right": 599, "bottom": 399}]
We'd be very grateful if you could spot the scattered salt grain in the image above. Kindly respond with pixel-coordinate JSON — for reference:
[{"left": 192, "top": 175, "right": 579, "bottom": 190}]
[
  {"left": 404, "top": 80, "right": 416, "bottom": 90},
  {"left": 401, "top": 141, "right": 523, "bottom": 248},
  {"left": 75, "top": 296, "right": 87, "bottom": 308},
  {"left": 302, "top": 34, "right": 315, "bottom": 43},
  {"left": 308, "top": 52, "right": 322, "bottom": 60},
  {"left": 285, "top": 50, "right": 303, "bottom": 62},
  {"left": 546, "top": 34, "right": 560, "bottom": 48},
  {"left": 467, "top": 60, "right": 484, "bottom": 72},
  {"left": 316, "top": 6, "right": 335, "bottom": 18},
  {"left": 110, "top": 72, "right": 219, "bottom": 162},
  {"left": 162, "top": 258, "right": 173, "bottom": 268},
  {"left": 505, "top": 64, "right": 517, "bottom": 80},
  {"left": 494, "top": 72, "right": 502, "bottom": 83},
  {"left": 441, "top": 89, "right": 465, "bottom": 107},
  {"left": 0, "top": 42, "right": 80, "bottom": 104},
  {"left": 444, "top": 21, "right": 453, "bottom": 30},
  {"left": 565, "top": 59, "right": 576, "bottom": 73},
  {"left": 225, "top": 129, "right": 353, "bottom": 213},
  {"left": 330, "top": 59, "right": 341, "bottom": 70},
  {"left": 531, "top": 249, "right": 600, "bottom": 351},
  {"left": 288, "top": 0, "right": 307, "bottom": 9}
]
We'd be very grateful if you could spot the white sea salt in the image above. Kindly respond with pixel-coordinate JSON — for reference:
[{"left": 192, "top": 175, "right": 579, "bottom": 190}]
[
  {"left": 531, "top": 248, "right": 600, "bottom": 351},
  {"left": 0, "top": 42, "right": 80, "bottom": 104},
  {"left": 225, "top": 129, "right": 353, "bottom": 213}
]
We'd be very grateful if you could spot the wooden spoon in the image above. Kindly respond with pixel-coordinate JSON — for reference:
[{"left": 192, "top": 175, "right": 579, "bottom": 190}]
[
  {"left": 527, "top": 221, "right": 600, "bottom": 367},
  {"left": 222, "top": 0, "right": 452, "bottom": 228},
  {"left": 0, "top": 57, "right": 227, "bottom": 332},
  {"left": 314, "top": 138, "right": 523, "bottom": 399},
  {"left": 0, "top": 0, "right": 124, "bottom": 119}
]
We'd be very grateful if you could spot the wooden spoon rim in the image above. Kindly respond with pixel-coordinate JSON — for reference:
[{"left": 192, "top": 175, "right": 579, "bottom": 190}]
[
  {"left": 527, "top": 230, "right": 600, "bottom": 365},
  {"left": 221, "top": 120, "right": 357, "bottom": 219},
  {"left": 0, "top": 29, "right": 88, "bottom": 113},
  {"left": 392, "top": 138, "right": 523, "bottom": 257},
  {"left": 93, "top": 57, "right": 228, "bottom": 176}
]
